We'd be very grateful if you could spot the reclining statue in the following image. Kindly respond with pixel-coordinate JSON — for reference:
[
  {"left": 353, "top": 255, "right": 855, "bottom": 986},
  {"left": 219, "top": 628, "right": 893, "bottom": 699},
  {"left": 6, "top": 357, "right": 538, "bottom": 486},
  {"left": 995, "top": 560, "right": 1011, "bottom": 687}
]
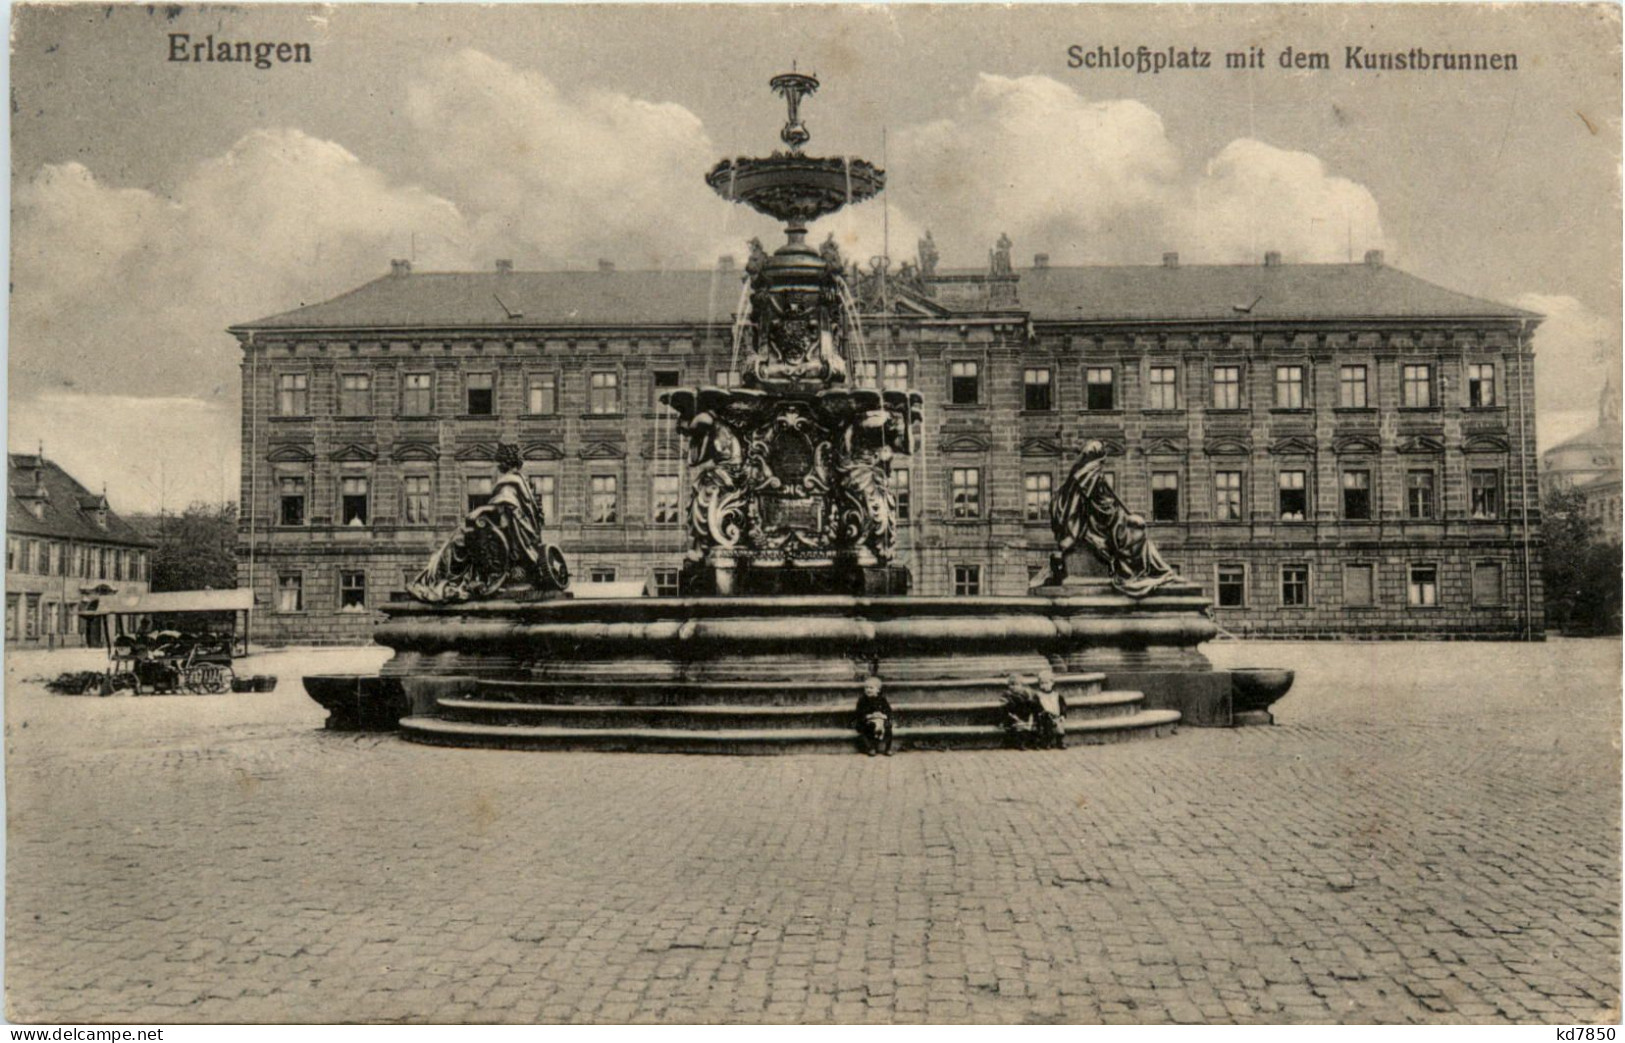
[
  {"left": 1050, "top": 438, "right": 1179, "bottom": 597},
  {"left": 408, "top": 442, "right": 569, "bottom": 604}
]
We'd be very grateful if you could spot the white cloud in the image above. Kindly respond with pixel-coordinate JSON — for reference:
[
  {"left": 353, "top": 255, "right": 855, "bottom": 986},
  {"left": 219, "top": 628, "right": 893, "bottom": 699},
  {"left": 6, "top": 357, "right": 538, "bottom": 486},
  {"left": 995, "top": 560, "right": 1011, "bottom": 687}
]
[
  {"left": 9, "top": 394, "right": 239, "bottom": 514},
  {"left": 403, "top": 48, "right": 734, "bottom": 270},
  {"left": 889, "top": 74, "right": 1180, "bottom": 265},
  {"left": 878, "top": 74, "right": 1384, "bottom": 269},
  {"left": 10, "top": 60, "right": 1412, "bottom": 511},
  {"left": 1516, "top": 293, "right": 1621, "bottom": 427},
  {"left": 12, "top": 130, "right": 470, "bottom": 403},
  {"left": 1176, "top": 139, "right": 1386, "bottom": 263}
]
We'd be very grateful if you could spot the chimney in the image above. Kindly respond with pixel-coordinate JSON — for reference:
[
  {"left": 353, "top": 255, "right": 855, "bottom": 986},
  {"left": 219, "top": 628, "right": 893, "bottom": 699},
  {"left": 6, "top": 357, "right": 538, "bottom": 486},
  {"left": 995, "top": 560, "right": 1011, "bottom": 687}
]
[
  {"left": 1364, "top": 249, "right": 1385, "bottom": 267},
  {"left": 1263, "top": 251, "right": 1282, "bottom": 267},
  {"left": 390, "top": 259, "right": 412, "bottom": 277},
  {"left": 597, "top": 259, "right": 616, "bottom": 274},
  {"left": 1033, "top": 253, "right": 1050, "bottom": 270},
  {"left": 1162, "top": 252, "right": 1180, "bottom": 268},
  {"left": 495, "top": 259, "right": 513, "bottom": 275},
  {"left": 718, "top": 255, "right": 736, "bottom": 273}
]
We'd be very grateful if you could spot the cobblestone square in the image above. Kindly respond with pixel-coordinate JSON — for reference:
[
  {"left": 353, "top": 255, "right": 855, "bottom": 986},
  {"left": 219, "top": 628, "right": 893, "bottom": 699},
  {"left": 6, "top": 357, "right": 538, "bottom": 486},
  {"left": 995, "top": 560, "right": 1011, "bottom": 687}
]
[{"left": 4, "top": 639, "right": 1619, "bottom": 1024}]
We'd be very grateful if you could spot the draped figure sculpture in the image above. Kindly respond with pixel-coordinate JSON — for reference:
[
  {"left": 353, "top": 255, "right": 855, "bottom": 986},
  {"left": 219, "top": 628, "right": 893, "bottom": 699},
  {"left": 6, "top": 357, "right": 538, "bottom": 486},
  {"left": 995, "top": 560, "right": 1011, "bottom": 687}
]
[
  {"left": 1049, "top": 439, "right": 1179, "bottom": 598},
  {"left": 408, "top": 443, "right": 569, "bottom": 604}
]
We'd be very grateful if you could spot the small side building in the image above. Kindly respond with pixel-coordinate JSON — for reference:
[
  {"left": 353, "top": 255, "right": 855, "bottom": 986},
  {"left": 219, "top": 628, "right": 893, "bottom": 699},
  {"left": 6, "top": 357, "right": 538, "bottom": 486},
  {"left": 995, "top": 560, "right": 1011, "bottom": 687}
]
[{"left": 6, "top": 453, "right": 154, "bottom": 647}]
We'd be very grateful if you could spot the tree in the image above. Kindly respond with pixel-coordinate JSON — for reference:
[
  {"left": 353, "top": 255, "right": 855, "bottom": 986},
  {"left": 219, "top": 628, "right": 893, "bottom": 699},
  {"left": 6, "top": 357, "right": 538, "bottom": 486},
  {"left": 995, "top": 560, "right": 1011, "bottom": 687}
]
[
  {"left": 1541, "top": 487, "right": 1622, "bottom": 635},
  {"left": 146, "top": 502, "right": 239, "bottom": 593}
]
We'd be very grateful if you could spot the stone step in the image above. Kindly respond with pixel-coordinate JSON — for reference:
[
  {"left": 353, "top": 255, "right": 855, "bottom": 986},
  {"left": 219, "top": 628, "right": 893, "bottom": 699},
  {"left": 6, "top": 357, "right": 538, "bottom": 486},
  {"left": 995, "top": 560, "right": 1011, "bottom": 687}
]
[
  {"left": 436, "top": 689, "right": 1144, "bottom": 730},
  {"left": 467, "top": 673, "right": 1108, "bottom": 708},
  {"left": 397, "top": 707, "right": 1180, "bottom": 754}
]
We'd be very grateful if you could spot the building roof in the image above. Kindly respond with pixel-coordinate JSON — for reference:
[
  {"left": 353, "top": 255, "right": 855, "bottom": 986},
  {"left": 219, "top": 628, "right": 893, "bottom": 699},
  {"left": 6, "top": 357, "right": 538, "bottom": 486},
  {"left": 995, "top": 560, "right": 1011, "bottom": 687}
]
[
  {"left": 1545, "top": 422, "right": 1623, "bottom": 458},
  {"left": 1012, "top": 263, "right": 1536, "bottom": 323},
  {"left": 232, "top": 261, "right": 1537, "bottom": 333},
  {"left": 7, "top": 454, "right": 154, "bottom": 547},
  {"left": 81, "top": 588, "right": 253, "bottom": 616}
]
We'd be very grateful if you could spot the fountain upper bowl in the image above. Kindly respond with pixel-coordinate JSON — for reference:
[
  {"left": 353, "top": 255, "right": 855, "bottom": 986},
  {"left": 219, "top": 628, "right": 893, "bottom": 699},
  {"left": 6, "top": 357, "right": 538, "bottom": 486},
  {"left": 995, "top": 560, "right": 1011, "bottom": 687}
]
[{"left": 707, "top": 154, "right": 884, "bottom": 224}]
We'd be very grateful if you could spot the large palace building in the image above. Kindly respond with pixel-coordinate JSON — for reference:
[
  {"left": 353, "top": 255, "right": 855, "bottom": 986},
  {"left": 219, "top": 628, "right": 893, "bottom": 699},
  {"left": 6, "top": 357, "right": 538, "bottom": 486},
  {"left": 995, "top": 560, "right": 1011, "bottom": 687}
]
[{"left": 232, "top": 245, "right": 1544, "bottom": 643}]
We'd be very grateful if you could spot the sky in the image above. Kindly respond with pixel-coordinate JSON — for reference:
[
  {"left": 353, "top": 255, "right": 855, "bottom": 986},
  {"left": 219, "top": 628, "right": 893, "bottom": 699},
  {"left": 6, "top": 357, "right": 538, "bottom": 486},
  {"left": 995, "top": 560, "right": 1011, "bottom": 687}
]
[{"left": 9, "top": 3, "right": 1621, "bottom": 512}]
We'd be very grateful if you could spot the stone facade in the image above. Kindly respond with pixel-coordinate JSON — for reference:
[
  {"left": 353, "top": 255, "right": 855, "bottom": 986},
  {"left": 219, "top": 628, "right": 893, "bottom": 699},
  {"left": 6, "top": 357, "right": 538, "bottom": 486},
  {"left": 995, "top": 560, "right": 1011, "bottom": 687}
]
[{"left": 233, "top": 254, "right": 1545, "bottom": 643}]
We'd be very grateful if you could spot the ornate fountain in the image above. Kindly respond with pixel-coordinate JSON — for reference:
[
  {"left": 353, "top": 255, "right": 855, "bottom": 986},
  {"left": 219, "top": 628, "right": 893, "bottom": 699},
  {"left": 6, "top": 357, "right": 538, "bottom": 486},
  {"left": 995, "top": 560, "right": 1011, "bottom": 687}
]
[
  {"left": 669, "top": 71, "right": 921, "bottom": 596},
  {"left": 301, "top": 71, "right": 1293, "bottom": 751}
]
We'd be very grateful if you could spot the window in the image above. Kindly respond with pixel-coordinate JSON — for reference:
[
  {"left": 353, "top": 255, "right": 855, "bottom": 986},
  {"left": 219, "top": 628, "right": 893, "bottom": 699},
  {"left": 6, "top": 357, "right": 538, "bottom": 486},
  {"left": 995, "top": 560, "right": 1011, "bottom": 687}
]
[
  {"left": 1470, "top": 470, "right": 1501, "bottom": 519},
  {"left": 652, "top": 568, "right": 681, "bottom": 598},
  {"left": 950, "top": 361, "right": 980, "bottom": 405},
  {"left": 1406, "top": 470, "right": 1436, "bottom": 520},
  {"left": 883, "top": 361, "right": 911, "bottom": 392},
  {"left": 1342, "top": 470, "right": 1372, "bottom": 520},
  {"left": 1467, "top": 363, "right": 1497, "bottom": 408},
  {"left": 276, "top": 476, "right": 306, "bottom": 526},
  {"left": 1275, "top": 365, "right": 1306, "bottom": 409},
  {"left": 1473, "top": 562, "right": 1504, "bottom": 606},
  {"left": 466, "top": 373, "right": 494, "bottom": 416},
  {"left": 1402, "top": 364, "right": 1433, "bottom": 407},
  {"left": 1085, "top": 367, "right": 1115, "bottom": 411},
  {"left": 1024, "top": 473, "right": 1053, "bottom": 522},
  {"left": 277, "top": 573, "right": 304, "bottom": 613},
  {"left": 340, "top": 476, "right": 369, "bottom": 526},
  {"left": 650, "top": 370, "right": 679, "bottom": 409},
  {"left": 339, "top": 570, "right": 367, "bottom": 612},
  {"left": 1151, "top": 472, "right": 1180, "bottom": 522},
  {"left": 1216, "top": 564, "right": 1246, "bottom": 607},
  {"left": 466, "top": 475, "right": 494, "bottom": 513},
  {"left": 1278, "top": 471, "right": 1307, "bottom": 521},
  {"left": 1344, "top": 564, "right": 1375, "bottom": 607},
  {"left": 403, "top": 475, "right": 433, "bottom": 525},
  {"left": 589, "top": 371, "right": 621, "bottom": 415},
  {"left": 652, "top": 474, "right": 681, "bottom": 526},
  {"left": 278, "top": 373, "right": 308, "bottom": 416},
  {"left": 338, "top": 373, "right": 372, "bottom": 416},
  {"left": 402, "top": 373, "right": 433, "bottom": 415},
  {"left": 953, "top": 565, "right": 981, "bottom": 596},
  {"left": 1214, "top": 471, "right": 1243, "bottom": 522},
  {"left": 97, "top": 548, "right": 107, "bottom": 580},
  {"left": 1148, "top": 366, "right": 1178, "bottom": 410},
  {"left": 529, "top": 474, "right": 557, "bottom": 525},
  {"left": 48, "top": 543, "right": 62, "bottom": 577},
  {"left": 951, "top": 468, "right": 981, "bottom": 519},
  {"left": 713, "top": 370, "right": 741, "bottom": 389},
  {"left": 893, "top": 468, "right": 911, "bottom": 522},
  {"left": 1281, "top": 564, "right": 1309, "bottom": 607},
  {"left": 1339, "top": 365, "right": 1369, "bottom": 408},
  {"left": 5, "top": 538, "right": 15, "bottom": 572},
  {"left": 588, "top": 566, "right": 618, "bottom": 584},
  {"left": 529, "top": 373, "right": 559, "bottom": 415},
  {"left": 590, "top": 475, "right": 619, "bottom": 523},
  {"left": 1211, "top": 366, "right": 1241, "bottom": 409},
  {"left": 853, "top": 361, "right": 877, "bottom": 387},
  {"left": 1023, "top": 368, "right": 1053, "bottom": 411},
  {"left": 1407, "top": 564, "right": 1438, "bottom": 607}
]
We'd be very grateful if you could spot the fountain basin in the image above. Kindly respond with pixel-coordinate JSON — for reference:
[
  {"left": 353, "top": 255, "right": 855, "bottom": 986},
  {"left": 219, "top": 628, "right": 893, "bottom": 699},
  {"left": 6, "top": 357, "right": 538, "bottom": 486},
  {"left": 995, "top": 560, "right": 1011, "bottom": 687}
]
[
  {"left": 319, "top": 582, "right": 1257, "bottom": 751},
  {"left": 1228, "top": 668, "right": 1295, "bottom": 725}
]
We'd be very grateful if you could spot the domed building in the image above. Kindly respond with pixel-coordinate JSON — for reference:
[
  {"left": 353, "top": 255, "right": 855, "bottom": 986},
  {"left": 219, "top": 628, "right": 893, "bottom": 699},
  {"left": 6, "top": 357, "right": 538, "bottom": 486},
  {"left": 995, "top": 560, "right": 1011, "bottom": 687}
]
[{"left": 1542, "top": 378, "right": 1622, "bottom": 542}]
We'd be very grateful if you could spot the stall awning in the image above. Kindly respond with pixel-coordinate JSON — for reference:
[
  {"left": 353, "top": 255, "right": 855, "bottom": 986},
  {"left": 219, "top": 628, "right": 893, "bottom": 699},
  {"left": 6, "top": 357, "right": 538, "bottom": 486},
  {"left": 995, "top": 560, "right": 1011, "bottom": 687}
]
[{"left": 81, "top": 589, "right": 256, "bottom": 616}]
